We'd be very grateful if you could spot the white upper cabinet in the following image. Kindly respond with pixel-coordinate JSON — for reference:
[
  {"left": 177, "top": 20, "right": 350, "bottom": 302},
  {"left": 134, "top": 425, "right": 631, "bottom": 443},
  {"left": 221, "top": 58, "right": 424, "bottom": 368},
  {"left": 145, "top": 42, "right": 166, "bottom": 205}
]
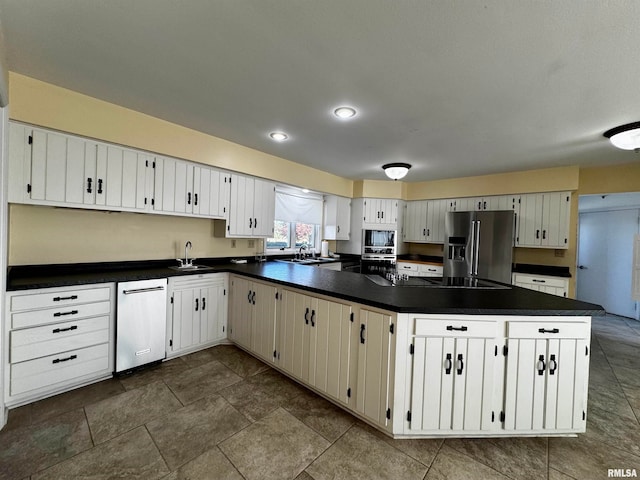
[
  {"left": 403, "top": 200, "right": 428, "bottom": 242},
  {"left": 8, "top": 123, "right": 152, "bottom": 212},
  {"left": 324, "top": 195, "right": 351, "bottom": 240},
  {"left": 153, "top": 157, "right": 230, "bottom": 219},
  {"left": 362, "top": 198, "right": 398, "bottom": 228},
  {"left": 515, "top": 192, "right": 571, "bottom": 249},
  {"left": 226, "top": 174, "right": 276, "bottom": 237}
]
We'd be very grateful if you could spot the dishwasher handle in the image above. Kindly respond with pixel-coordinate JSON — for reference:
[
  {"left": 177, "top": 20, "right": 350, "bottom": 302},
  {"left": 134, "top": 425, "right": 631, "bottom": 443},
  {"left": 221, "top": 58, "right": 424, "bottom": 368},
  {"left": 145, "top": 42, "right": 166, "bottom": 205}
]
[{"left": 122, "top": 285, "right": 165, "bottom": 295}]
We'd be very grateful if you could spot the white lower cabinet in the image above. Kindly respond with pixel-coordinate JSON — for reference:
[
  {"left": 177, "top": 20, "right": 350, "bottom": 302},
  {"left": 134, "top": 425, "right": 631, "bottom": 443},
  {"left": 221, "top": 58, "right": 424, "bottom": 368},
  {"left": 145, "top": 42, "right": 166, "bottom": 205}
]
[
  {"left": 503, "top": 321, "right": 589, "bottom": 432},
  {"left": 277, "top": 288, "right": 355, "bottom": 406},
  {"left": 407, "top": 318, "right": 500, "bottom": 434},
  {"left": 4, "top": 283, "right": 115, "bottom": 406},
  {"left": 167, "top": 274, "right": 228, "bottom": 358},
  {"left": 356, "top": 308, "right": 395, "bottom": 431},
  {"left": 400, "top": 314, "right": 590, "bottom": 437},
  {"left": 228, "top": 275, "right": 277, "bottom": 361},
  {"left": 227, "top": 276, "right": 592, "bottom": 438},
  {"left": 512, "top": 273, "right": 569, "bottom": 298}
]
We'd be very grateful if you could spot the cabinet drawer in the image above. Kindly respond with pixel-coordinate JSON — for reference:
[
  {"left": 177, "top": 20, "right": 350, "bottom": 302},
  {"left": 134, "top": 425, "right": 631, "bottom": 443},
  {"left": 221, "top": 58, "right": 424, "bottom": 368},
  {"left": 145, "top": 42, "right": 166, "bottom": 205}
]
[
  {"left": 12, "top": 301, "right": 111, "bottom": 329},
  {"left": 11, "top": 316, "right": 110, "bottom": 363},
  {"left": 10, "top": 286, "right": 111, "bottom": 312},
  {"left": 10, "top": 343, "right": 110, "bottom": 396},
  {"left": 513, "top": 274, "right": 567, "bottom": 289},
  {"left": 169, "top": 273, "right": 226, "bottom": 290},
  {"left": 419, "top": 265, "right": 443, "bottom": 276},
  {"left": 507, "top": 321, "right": 589, "bottom": 339},
  {"left": 414, "top": 318, "right": 498, "bottom": 338},
  {"left": 397, "top": 262, "right": 419, "bottom": 273}
]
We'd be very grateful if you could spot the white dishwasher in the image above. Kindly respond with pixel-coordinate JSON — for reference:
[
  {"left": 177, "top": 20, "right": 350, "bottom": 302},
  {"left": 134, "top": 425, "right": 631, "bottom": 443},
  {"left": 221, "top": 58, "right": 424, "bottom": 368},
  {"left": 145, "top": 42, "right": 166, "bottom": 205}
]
[{"left": 116, "top": 278, "right": 168, "bottom": 373}]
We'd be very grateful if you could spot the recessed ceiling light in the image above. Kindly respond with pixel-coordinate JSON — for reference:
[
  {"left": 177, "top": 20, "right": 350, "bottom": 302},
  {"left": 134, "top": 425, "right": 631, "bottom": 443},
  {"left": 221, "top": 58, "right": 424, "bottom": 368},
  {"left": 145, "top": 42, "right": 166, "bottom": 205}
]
[
  {"left": 269, "top": 131, "right": 288, "bottom": 142},
  {"left": 301, "top": 188, "right": 310, "bottom": 193},
  {"left": 333, "top": 106, "right": 357, "bottom": 119}
]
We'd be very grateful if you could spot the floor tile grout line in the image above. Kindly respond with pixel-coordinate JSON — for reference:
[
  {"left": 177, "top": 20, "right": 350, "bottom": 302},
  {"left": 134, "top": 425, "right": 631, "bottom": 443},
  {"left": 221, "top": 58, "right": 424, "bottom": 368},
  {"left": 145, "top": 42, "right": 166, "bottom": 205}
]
[
  {"left": 422, "top": 437, "right": 446, "bottom": 480},
  {"left": 143, "top": 424, "right": 172, "bottom": 474},
  {"left": 216, "top": 444, "right": 249, "bottom": 480},
  {"left": 440, "top": 439, "right": 523, "bottom": 480}
]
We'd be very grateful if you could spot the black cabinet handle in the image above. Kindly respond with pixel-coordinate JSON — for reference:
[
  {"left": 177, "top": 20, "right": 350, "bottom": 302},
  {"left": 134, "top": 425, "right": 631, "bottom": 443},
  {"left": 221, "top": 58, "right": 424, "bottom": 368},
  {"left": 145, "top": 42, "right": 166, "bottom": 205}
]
[
  {"left": 97, "top": 178, "right": 103, "bottom": 194},
  {"left": 52, "top": 325, "right": 78, "bottom": 334},
  {"left": 537, "top": 354, "right": 546, "bottom": 375},
  {"left": 53, "top": 310, "right": 78, "bottom": 317},
  {"left": 445, "top": 353, "right": 452, "bottom": 374},
  {"left": 446, "top": 325, "right": 468, "bottom": 332},
  {"left": 194, "top": 193, "right": 198, "bottom": 206},
  {"left": 360, "top": 324, "right": 366, "bottom": 344},
  {"left": 251, "top": 292, "right": 256, "bottom": 304},
  {"left": 542, "top": 230, "right": 547, "bottom": 240},
  {"left": 87, "top": 178, "right": 92, "bottom": 193},
  {"left": 381, "top": 211, "right": 384, "bottom": 219},
  {"left": 53, "top": 295, "right": 78, "bottom": 302},
  {"left": 538, "top": 328, "right": 559, "bottom": 334},
  {"left": 249, "top": 218, "right": 253, "bottom": 228},
  {"left": 427, "top": 229, "right": 430, "bottom": 236},
  {"left": 549, "top": 354, "right": 557, "bottom": 375},
  {"left": 52, "top": 354, "right": 77, "bottom": 364},
  {"left": 478, "top": 201, "right": 482, "bottom": 210},
  {"left": 536, "top": 229, "right": 540, "bottom": 239},
  {"left": 254, "top": 218, "right": 257, "bottom": 229},
  {"left": 423, "top": 228, "right": 426, "bottom": 236},
  {"left": 483, "top": 201, "right": 487, "bottom": 210},
  {"left": 195, "top": 298, "right": 199, "bottom": 311},
  {"left": 532, "top": 279, "right": 546, "bottom": 283},
  {"left": 202, "top": 297, "right": 206, "bottom": 310},
  {"left": 247, "top": 290, "right": 252, "bottom": 303},
  {"left": 305, "top": 307, "right": 310, "bottom": 325},
  {"left": 310, "top": 309, "right": 316, "bottom": 327},
  {"left": 457, "top": 353, "right": 464, "bottom": 375}
]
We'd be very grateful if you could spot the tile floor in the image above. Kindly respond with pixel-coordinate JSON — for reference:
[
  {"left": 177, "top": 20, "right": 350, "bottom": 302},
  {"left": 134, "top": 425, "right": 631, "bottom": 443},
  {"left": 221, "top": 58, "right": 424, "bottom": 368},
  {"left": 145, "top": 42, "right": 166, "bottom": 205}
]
[{"left": 1, "top": 314, "right": 639, "bottom": 480}]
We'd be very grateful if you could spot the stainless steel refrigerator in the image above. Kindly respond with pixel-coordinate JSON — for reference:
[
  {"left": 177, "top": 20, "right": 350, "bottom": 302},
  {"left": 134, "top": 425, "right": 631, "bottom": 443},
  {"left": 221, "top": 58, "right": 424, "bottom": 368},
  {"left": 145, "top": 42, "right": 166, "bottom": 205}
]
[{"left": 443, "top": 210, "right": 514, "bottom": 283}]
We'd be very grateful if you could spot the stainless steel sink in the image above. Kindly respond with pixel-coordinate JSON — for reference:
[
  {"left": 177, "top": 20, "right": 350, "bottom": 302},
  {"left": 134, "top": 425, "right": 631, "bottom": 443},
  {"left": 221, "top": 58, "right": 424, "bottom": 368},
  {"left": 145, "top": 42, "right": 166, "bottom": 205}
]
[{"left": 168, "top": 265, "right": 216, "bottom": 271}]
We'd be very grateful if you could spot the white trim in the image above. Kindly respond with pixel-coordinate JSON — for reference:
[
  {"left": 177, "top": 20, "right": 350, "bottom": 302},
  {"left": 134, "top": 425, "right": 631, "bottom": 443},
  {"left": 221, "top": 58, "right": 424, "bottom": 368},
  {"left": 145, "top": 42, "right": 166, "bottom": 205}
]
[{"left": 0, "top": 105, "right": 8, "bottom": 428}]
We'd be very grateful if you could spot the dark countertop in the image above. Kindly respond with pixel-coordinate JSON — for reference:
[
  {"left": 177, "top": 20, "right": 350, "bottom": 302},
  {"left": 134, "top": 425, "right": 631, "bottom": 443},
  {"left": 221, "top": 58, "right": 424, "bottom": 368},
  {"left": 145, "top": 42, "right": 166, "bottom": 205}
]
[{"left": 7, "top": 259, "right": 602, "bottom": 316}]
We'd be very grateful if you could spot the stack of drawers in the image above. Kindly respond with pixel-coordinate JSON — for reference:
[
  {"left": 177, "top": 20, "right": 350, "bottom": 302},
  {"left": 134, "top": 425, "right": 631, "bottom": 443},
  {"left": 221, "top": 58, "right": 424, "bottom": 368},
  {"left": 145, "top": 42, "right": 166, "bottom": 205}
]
[{"left": 5, "top": 283, "right": 115, "bottom": 405}]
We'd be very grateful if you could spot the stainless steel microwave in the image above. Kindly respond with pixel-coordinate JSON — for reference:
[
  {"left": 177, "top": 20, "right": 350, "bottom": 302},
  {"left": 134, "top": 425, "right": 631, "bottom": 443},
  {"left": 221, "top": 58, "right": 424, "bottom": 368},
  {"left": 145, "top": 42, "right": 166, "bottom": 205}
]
[{"left": 362, "top": 229, "right": 396, "bottom": 258}]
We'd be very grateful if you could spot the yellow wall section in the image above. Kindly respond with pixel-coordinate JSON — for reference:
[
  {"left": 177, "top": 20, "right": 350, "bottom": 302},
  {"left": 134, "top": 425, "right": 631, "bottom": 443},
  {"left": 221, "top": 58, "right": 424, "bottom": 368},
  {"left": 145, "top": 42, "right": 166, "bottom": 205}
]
[
  {"left": 9, "top": 73, "right": 353, "bottom": 197},
  {"left": 353, "top": 180, "right": 406, "bottom": 199},
  {"left": 578, "top": 162, "right": 640, "bottom": 195},
  {"left": 406, "top": 166, "right": 580, "bottom": 201},
  {"left": 8, "top": 204, "right": 254, "bottom": 265}
]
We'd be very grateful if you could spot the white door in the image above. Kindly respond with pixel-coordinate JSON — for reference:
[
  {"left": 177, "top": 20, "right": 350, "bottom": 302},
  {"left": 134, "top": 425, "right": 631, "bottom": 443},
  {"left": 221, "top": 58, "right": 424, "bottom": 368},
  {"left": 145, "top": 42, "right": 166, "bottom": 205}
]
[{"left": 577, "top": 209, "right": 639, "bottom": 318}]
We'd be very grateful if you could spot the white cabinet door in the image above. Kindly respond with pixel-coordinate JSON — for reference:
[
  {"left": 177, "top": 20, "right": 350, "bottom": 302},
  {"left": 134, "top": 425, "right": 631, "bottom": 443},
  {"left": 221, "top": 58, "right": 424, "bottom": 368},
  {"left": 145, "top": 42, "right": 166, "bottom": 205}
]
[
  {"left": 512, "top": 273, "right": 569, "bottom": 297},
  {"left": 426, "top": 199, "right": 447, "bottom": 243},
  {"left": 277, "top": 289, "right": 310, "bottom": 378},
  {"left": 408, "top": 318, "right": 498, "bottom": 433},
  {"left": 324, "top": 195, "right": 351, "bottom": 240},
  {"left": 503, "top": 321, "right": 589, "bottom": 432},
  {"left": 228, "top": 174, "right": 254, "bottom": 236},
  {"left": 228, "top": 276, "right": 252, "bottom": 349},
  {"left": 356, "top": 309, "right": 395, "bottom": 430},
  {"left": 516, "top": 192, "right": 570, "bottom": 249},
  {"left": 307, "top": 298, "right": 353, "bottom": 405},
  {"left": 363, "top": 198, "right": 398, "bottom": 227},
  {"left": 403, "top": 201, "right": 428, "bottom": 242},
  {"left": 30, "top": 129, "right": 66, "bottom": 202},
  {"left": 253, "top": 178, "right": 276, "bottom": 237},
  {"left": 249, "top": 281, "right": 277, "bottom": 362},
  {"left": 167, "top": 274, "right": 228, "bottom": 357}
]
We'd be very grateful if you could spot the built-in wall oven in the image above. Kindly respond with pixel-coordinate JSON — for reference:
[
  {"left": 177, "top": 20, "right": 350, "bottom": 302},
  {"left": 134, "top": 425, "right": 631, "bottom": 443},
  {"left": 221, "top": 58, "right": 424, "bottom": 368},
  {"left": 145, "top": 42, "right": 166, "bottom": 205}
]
[{"left": 361, "top": 229, "right": 396, "bottom": 276}]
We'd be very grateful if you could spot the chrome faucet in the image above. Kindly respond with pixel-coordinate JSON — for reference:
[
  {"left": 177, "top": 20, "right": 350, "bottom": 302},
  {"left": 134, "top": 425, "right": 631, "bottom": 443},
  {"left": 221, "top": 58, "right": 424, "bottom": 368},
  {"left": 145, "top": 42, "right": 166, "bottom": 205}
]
[
  {"left": 184, "top": 241, "right": 193, "bottom": 266},
  {"left": 297, "top": 244, "right": 307, "bottom": 260}
]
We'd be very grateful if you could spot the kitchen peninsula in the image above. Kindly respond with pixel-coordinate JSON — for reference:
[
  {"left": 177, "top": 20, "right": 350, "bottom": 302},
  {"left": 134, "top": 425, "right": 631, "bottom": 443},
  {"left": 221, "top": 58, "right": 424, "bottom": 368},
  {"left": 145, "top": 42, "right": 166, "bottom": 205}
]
[{"left": 5, "top": 260, "right": 603, "bottom": 439}]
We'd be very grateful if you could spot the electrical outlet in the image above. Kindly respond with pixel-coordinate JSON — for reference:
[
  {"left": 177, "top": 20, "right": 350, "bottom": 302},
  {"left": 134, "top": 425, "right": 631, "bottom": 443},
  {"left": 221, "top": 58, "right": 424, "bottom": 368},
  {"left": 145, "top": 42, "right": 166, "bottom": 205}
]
[
  {"left": 231, "top": 239, "right": 236, "bottom": 248},
  {"left": 248, "top": 240, "right": 255, "bottom": 248}
]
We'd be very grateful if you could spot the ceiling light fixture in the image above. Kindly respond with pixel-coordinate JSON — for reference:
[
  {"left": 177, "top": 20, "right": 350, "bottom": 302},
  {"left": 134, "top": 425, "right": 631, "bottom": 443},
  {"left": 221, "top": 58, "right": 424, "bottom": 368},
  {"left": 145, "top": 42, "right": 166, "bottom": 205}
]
[
  {"left": 382, "top": 162, "right": 412, "bottom": 181},
  {"left": 603, "top": 122, "right": 640, "bottom": 151},
  {"left": 333, "top": 106, "right": 357, "bottom": 119},
  {"left": 269, "top": 131, "right": 288, "bottom": 142}
]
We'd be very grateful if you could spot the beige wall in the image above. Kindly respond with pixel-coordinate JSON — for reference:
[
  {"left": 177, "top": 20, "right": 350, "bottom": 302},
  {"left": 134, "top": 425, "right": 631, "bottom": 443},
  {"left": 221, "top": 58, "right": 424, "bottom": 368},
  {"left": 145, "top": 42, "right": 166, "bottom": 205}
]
[
  {"left": 8, "top": 204, "right": 255, "bottom": 265},
  {"left": 353, "top": 179, "right": 406, "bottom": 199},
  {"left": 406, "top": 165, "right": 580, "bottom": 201},
  {"left": 578, "top": 162, "right": 640, "bottom": 195}
]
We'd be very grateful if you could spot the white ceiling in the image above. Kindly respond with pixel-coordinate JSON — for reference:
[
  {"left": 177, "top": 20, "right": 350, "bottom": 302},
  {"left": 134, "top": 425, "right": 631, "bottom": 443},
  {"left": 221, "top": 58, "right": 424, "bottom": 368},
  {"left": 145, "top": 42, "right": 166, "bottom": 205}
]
[{"left": 1, "top": 1, "right": 639, "bottom": 182}]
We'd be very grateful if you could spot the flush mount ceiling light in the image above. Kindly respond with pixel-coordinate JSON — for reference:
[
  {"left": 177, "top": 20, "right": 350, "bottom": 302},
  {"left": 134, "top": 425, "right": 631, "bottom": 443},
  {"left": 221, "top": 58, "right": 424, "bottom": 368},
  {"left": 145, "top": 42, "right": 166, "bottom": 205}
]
[
  {"left": 382, "top": 162, "right": 412, "bottom": 180},
  {"left": 333, "top": 106, "right": 357, "bottom": 119},
  {"left": 603, "top": 122, "right": 640, "bottom": 151},
  {"left": 269, "top": 131, "right": 288, "bottom": 142}
]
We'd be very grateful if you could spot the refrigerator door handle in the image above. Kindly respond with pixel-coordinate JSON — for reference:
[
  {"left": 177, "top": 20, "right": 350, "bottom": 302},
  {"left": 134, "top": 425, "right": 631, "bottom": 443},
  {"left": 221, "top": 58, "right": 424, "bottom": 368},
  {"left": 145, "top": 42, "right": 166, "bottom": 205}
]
[
  {"left": 473, "top": 220, "right": 481, "bottom": 276},
  {"left": 469, "top": 220, "right": 477, "bottom": 276}
]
